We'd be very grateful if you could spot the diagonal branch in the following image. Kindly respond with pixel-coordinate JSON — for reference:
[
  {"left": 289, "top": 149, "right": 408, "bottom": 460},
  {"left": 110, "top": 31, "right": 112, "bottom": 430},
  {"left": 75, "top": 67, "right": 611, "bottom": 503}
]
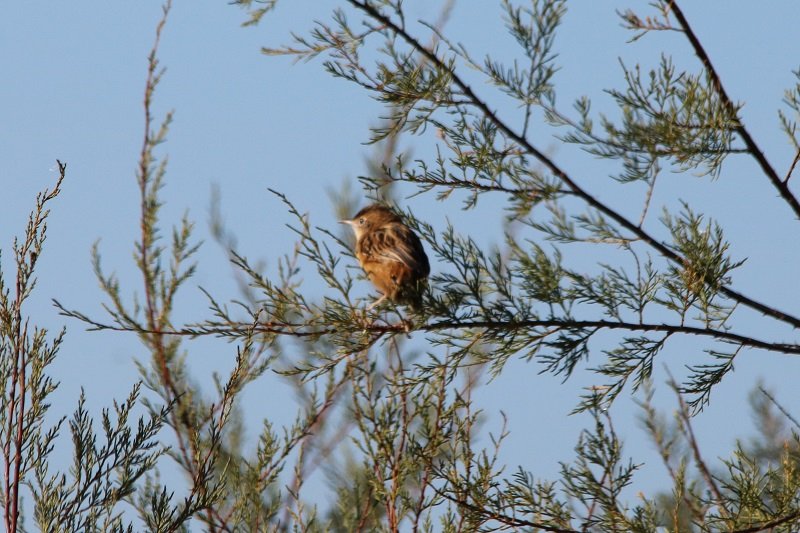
[
  {"left": 346, "top": 0, "right": 800, "bottom": 330},
  {"left": 668, "top": 1, "right": 800, "bottom": 219}
]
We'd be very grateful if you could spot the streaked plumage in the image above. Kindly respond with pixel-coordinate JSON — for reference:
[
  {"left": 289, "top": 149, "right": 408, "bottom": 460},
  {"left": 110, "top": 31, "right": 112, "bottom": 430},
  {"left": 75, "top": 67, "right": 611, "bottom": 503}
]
[{"left": 340, "top": 204, "right": 430, "bottom": 310}]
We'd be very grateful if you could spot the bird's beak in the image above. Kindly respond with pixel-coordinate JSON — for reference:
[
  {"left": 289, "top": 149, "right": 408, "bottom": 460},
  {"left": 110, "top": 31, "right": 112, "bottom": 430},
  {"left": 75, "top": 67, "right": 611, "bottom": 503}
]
[{"left": 339, "top": 220, "right": 353, "bottom": 226}]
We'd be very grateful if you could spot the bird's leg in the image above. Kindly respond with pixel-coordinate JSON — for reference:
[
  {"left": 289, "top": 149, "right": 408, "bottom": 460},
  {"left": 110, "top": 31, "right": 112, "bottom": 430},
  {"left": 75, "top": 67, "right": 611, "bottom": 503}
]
[
  {"left": 395, "top": 308, "right": 413, "bottom": 334},
  {"left": 367, "top": 293, "right": 388, "bottom": 311},
  {"left": 389, "top": 304, "right": 414, "bottom": 334}
]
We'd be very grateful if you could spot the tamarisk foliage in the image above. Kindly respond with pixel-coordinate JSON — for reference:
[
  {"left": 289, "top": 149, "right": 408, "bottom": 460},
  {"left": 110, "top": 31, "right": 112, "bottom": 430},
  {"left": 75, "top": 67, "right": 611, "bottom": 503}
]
[{"left": 5, "top": 1, "right": 800, "bottom": 531}]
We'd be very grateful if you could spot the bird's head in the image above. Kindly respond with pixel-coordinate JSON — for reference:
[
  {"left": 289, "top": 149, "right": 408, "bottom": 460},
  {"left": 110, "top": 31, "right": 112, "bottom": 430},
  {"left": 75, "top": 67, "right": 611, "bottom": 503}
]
[{"left": 339, "top": 204, "right": 400, "bottom": 240}]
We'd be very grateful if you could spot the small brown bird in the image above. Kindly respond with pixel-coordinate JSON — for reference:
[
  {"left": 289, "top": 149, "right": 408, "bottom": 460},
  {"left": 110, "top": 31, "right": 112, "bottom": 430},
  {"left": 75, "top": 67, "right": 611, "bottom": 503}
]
[{"left": 340, "top": 204, "right": 430, "bottom": 311}]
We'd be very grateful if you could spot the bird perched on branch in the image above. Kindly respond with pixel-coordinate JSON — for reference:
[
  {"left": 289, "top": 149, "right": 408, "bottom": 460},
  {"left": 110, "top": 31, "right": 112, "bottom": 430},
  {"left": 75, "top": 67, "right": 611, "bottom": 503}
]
[{"left": 340, "top": 204, "right": 430, "bottom": 311}]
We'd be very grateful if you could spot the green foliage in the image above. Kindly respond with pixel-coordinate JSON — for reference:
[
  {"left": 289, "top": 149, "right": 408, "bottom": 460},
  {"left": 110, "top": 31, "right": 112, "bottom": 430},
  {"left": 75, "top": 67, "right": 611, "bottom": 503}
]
[
  {"left": 5, "top": 1, "right": 800, "bottom": 532},
  {"left": 33, "top": 385, "right": 170, "bottom": 532},
  {"left": 0, "top": 165, "right": 181, "bottom": 532},
  {"left": 561, "top": 56, "right": 740, "bottom": 181}
]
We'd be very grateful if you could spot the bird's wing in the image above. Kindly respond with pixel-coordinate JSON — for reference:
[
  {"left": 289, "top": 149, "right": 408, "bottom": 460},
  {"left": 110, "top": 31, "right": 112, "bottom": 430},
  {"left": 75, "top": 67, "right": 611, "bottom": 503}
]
[{"left": 365, "top": 224, "right": 430, "bottom": 277}]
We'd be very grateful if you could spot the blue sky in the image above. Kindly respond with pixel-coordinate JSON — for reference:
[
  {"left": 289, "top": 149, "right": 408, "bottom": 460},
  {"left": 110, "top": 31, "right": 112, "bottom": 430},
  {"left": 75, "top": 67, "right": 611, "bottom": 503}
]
[{"left": 3, "top": 0, "right": 800, "bottom": 513}]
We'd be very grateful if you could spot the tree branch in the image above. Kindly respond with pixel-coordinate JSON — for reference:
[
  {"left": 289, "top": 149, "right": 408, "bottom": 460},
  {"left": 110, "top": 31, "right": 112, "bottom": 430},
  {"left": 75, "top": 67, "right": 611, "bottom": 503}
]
[{"left": 55, "top": 308, "right": 800, "bottom": 356}]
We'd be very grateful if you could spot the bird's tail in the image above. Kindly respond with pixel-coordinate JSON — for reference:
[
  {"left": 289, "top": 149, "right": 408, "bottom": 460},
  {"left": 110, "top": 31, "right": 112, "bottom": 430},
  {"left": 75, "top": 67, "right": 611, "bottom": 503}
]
[{"left": 403, "top": 279, "right": 428, "bottom": 313}]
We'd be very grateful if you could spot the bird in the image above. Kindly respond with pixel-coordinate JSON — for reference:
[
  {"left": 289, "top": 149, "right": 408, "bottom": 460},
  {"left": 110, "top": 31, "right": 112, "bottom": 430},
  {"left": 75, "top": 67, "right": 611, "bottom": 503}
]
[{"left": 340, "top": 204, "right": 430, "bottom": 311}]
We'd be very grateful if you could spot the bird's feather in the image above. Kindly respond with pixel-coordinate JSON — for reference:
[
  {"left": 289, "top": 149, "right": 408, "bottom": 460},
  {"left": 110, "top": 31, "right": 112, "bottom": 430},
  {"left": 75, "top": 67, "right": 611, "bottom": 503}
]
[{"left": 358, "top": 223, "right": 429, "bottom": 278}]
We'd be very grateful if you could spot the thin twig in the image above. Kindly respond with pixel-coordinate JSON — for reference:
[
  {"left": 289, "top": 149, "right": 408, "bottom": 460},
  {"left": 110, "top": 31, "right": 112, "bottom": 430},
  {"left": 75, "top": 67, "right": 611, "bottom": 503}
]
[
  {"left": 274, "top": 370, "right": 351, "bottom": 525},
  {"left": 758, "top": 386, "right": 800, "bottom": 431},
  {"left": 783, "top": 148, "right": 800, "bottom": 185},
  {"left": 638, "top": 173, "right": 658, "bottom": 228},
  {"left": 669, "top": 374, "right": 729, "bottom": 522},
  {"left": 411, "top": 364, "right": 448, "bottom": 533},
  {"left": 640, "top": 384, "right": 707, "bottom": 524},
  {"left": 433, "top": 485, "right": 581, "bottom": 533}
]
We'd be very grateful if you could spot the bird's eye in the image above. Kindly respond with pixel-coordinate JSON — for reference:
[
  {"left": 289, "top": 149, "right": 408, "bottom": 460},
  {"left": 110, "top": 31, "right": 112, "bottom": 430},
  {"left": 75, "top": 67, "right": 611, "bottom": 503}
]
[{"left": 358, "top": 217, "right": 366, "bottom": 225}]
